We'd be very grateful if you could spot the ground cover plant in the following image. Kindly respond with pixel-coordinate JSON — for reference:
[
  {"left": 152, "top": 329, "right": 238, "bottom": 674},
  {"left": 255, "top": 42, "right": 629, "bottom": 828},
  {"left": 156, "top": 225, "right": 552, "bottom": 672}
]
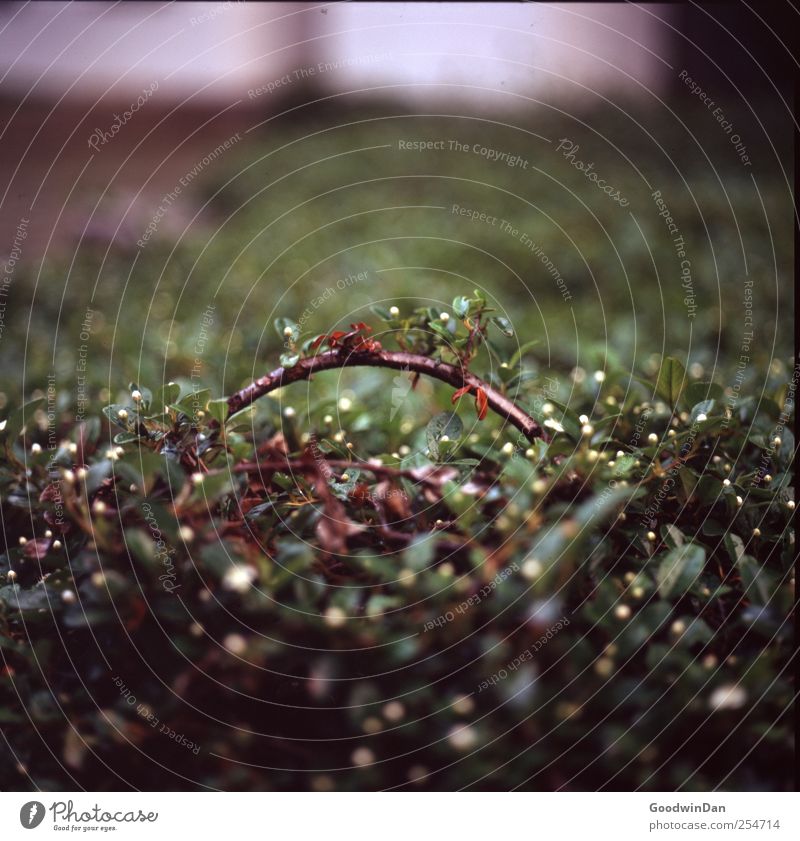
[
  {"left": 0, "top": 295, "right": 795, "bottom": 790},
  {"left": 0, "top": 102, "right": 794, "bottom": 790}
]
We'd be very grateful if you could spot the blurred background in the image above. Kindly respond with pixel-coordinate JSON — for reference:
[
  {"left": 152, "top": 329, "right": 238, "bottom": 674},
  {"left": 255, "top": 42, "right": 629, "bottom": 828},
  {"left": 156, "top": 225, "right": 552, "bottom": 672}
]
[{"left": 0, "top": 2, "right": 793, "bottom": 406}]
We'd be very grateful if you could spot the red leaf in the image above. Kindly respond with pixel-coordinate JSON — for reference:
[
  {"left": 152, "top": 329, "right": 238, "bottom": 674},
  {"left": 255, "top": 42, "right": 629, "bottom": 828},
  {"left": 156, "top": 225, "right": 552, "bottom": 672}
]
[
  {"left": 475, "top": 388, "right": 488, "bottom": 420},
  {"left": 451, "top": 386, "right": 470, "bottom": 404},
  {"left": 310, "top": 335, "right": 327, "bottom": 349}
]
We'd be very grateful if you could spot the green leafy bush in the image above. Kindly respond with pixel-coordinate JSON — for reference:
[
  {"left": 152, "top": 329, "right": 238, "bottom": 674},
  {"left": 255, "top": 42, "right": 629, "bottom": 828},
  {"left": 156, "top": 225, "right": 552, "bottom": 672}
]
[{"left": 0, "top": 308, "right": 794, "bottom": 790}]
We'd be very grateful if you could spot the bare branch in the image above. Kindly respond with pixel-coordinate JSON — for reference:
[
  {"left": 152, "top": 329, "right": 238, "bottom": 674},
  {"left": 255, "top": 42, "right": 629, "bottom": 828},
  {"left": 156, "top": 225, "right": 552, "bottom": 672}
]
[{"left": 227, "top": 348, "right": 545, "bottom": 441}]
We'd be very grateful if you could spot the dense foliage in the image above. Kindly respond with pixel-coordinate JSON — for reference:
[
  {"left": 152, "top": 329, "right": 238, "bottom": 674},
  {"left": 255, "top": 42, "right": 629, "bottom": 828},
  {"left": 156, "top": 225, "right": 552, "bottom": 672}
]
[
  {"left": 0, "top": 300, "right": 795, "bottom": 790},
  {"left": 0, "top": 102, "right": 794, "bottom": 790}
]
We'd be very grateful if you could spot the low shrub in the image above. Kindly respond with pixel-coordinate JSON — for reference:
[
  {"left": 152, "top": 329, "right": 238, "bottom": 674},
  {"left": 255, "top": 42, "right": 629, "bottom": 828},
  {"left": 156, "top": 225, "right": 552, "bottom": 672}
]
[{"left": 0, "top": 299, "right": 794, "bottom": 790}]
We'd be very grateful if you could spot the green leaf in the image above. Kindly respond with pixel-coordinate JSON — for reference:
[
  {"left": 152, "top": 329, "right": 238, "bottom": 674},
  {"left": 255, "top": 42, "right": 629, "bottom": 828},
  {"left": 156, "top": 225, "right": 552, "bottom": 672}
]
[
  {"left": 426, "top": 412, "right": 463, "bottom": 460},
  {"left": 657, "top": 544, "right": 705, "bottom": 599},
  {"left": 684, "top": 381, "right": 723, "bottom": 406},
  {"left": 102, "top": 404, "right": 132, "bottom": 428},
  {"left": 490, "top": 316, "right": 514, "bottom": 337},
  {"left": 690, "top": 399, "right": 716, "bottom": 422},
  {"left": 452, "top": 296, "right": 470, "bottom": 318},
  {"left": 154, "top": 382, "right": 181, "bottom": 413},
  {"left": 274, "top": 317, "right": 299, "bottom": 341},
  {"left": 279, "top": 352, "right": 301, "bottom": 369},
  {"left": 508, "top": 340, "right": 541, "bottom": 369},
  {"left": 113, "top": 431, "right": 141, "bottom": 445},
  {"left": 370, "top": 305, "right": 392, "bottom": 321},
  {"left": 0, "top": 397, "right": 45, "bottom": 442},
  {"left": 654, "top": 356, "right": 687, "bottom": 408},
  {"left": 205, "top": 398, "right": 229, "bottom": 425},
  {"left": 402, "top": 534, "right": 436, "bottom": 571}
]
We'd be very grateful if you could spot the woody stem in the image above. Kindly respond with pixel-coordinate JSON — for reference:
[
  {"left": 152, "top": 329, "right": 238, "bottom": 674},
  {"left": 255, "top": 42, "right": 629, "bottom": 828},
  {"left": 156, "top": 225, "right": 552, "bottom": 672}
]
[{"left": 227, "top": 348, "right": 545, "bottom": 442}]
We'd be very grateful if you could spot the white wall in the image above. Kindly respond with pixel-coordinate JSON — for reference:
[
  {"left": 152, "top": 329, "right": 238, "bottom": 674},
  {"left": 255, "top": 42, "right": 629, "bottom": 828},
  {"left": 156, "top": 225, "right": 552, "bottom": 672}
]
[{"left": 0, "top": 2, "right": 674, "bottom": 108}]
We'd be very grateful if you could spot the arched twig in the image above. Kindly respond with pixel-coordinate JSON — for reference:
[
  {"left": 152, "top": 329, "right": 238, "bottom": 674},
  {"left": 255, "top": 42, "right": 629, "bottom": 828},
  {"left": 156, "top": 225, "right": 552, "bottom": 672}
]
[{"left": 228, "top": 348, "right": 545, "bottom": 442}]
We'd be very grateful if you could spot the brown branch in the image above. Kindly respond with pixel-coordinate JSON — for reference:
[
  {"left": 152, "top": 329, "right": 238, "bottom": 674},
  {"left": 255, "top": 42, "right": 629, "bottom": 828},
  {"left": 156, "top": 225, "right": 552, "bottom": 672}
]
[
  {"left": 233, "top": 458, "right": 457, "bottom": 487},
  {"left": 227, "top": 348, "right": 545, "bottom": 442}
]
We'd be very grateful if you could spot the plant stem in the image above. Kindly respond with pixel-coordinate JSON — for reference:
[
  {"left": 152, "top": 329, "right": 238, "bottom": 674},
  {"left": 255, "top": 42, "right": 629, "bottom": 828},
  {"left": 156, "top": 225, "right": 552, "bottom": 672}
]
[{"left": 227, "top": 348, "right": 544, "bottom": 441}]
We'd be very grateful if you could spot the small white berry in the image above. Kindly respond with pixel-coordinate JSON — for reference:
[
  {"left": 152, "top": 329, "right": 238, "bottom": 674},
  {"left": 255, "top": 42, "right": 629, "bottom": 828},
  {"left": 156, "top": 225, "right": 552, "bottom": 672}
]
[
  {"left": 439, "top": 312, "right": 450, "bottom": 322},
  {"left": 763, "top": 474, "right": 772, "bottom": 483},
  {"left": 647, "top": 433, "right": 658, "bottom": 444},
  {"left": 594, "top": 657, "right": 614, "bottom": 677},
  {"left": 52, "top": 540, "right": 62, "bottom": 550},
  {"left": 723, "top": 479, "right": 731, "bottom": 487},
  {"left": 447, "top": 724, "right": 478, "bottom": 751},
  {"left": 44, "top": 529, "right": 53, "bottom": 538},
  {"left": 351, "top": 746, "right": 375, "bottom": 766},
  {"left": 581, "top": 423, "right": 594, "bottom": 437},
  {"left": 501, "top": 441, "right": 514, "bottom": 454},
  {"left": 787, "top": 500, "right": 796, "bottom": 511},
  {"left": 773, "top": 437, "right": 782, "bottom": 447},
  {"left": 179, "top": 525, "right": 195, "bottom": 542},
  {"left": 735, "top": 495, "right": 743, "bottom": 507},
  {"left": 76, "top": 467, "right": 87, "bottom": 480},
  {"left": 92, "top": 500, "right": 107, "bottom": 514},
  {"left": 191, "top": 472, "right": 204, "bottom": 485},
  {"left": 323, "top": 414, "right": 333, "bottom": 424},
  {"left": 131, "top": 389, "right": 143, "bottom": 402},
  {"left": 324, "top": 606, "right": 348, "bottom": 628},
  {"left": 614, "top": 604, "right": 632, "bottom": 620},
  {"left": 61, "top": 590, "right": 76, "bottom": 604},
  {"left": 223, "top": 565, "right": 256, "bottom": 593},
  {"left": 389, "top": 306, "right": 400, "bottom": 317},
  {"left": 579, "top": 414, "right": 589, "bottom": 424},
  {"left": 671, "top": 620, "right": 686, "bottom": 635},
  {"left": 752, "top": 528, "right": 761, "bottom": 537},
  {"left": 283, "top": 406, "right": 296, "bottom": 418},
  {"left": 18, "top": 536, "right": 27, "bottom": 546},
  {"left": 522, "top": 558, "right": 543, "bottom": 580},
  {"left": 646, "top": 531, "right": 657, "bottom": 542},
  {"left": 708, "top": 684, "right": 747, "bottom": 711},
  {"left": 382, "top": 701, "right": 405, "bottom": 722},
  {"left": 283, "top": 325, "right": 294, "bottom": 337},
  {"left": 451, "top": 694, "right": 475, "bottom": 716},
  {"left": 7, "top": 570, "right": 17, "bottom": 582},
  {"left": 223, "top": 634, "right": 247, "bottom": 655},
  {"left": 341, "top": 473, "right": 350, "bottom": 482},
  {"left": 696, "top": 413, "right": 707, "bottom": 422},
  {"left": 31, "top": 443, "right": 42, "bottom": 455},
  {"left": 593, "top": 370, "right": 606, "bottom": 383},
  {"left": 338, "top": 397, "right": 352, "bottom": 412},
  {"left": 117, "top": 409, "right": 128, "bottom": 421}
]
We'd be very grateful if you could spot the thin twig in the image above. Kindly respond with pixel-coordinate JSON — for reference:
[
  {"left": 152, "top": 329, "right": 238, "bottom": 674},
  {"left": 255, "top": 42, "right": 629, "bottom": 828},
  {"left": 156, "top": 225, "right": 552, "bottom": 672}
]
[{"left": 227, "top": 348, "right": 544, "bottom": 442}]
